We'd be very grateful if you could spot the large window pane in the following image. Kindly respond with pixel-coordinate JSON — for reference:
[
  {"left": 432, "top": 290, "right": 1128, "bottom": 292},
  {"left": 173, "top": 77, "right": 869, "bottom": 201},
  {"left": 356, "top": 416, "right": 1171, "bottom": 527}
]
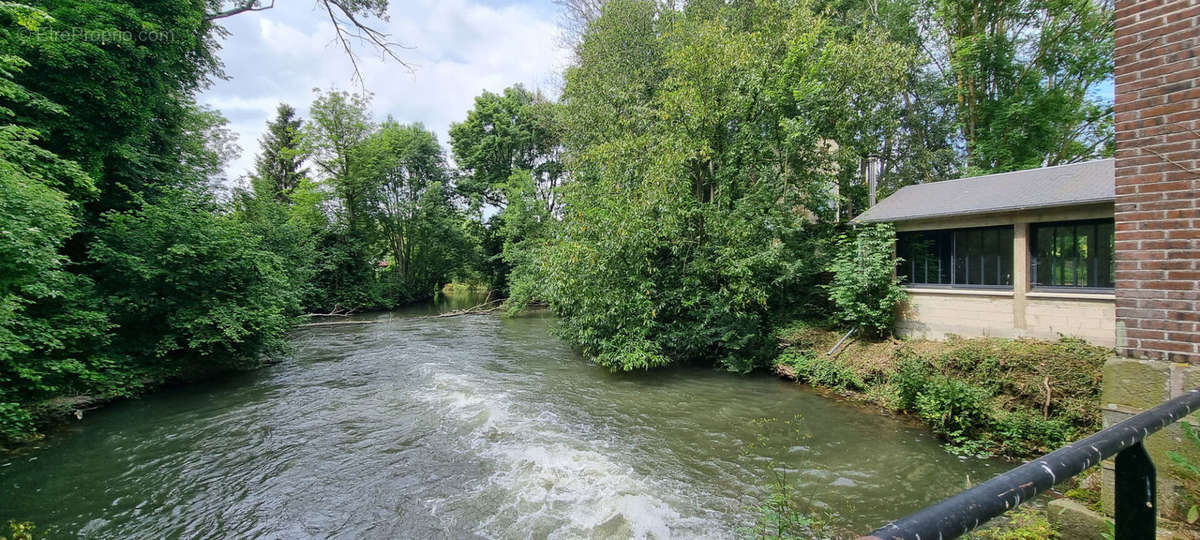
[
  {"left": 1031, "top": 219, "right": 1115, "bottom": 289},
  {"left": 898, "top": 226, "right": 1013, "bottom": 288},
  {"left": 897, "top": 230, "right": 951, "bottom": 285}
]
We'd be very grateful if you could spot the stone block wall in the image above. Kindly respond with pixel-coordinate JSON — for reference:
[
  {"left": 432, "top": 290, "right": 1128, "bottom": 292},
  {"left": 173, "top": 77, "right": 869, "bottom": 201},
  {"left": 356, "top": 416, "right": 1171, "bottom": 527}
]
[
  {"left": 1100, "top": 359, "right": 1200, "bottom": 517},
  {"left": 896, "top": 290, "right": 1116, "bottom": 346}
]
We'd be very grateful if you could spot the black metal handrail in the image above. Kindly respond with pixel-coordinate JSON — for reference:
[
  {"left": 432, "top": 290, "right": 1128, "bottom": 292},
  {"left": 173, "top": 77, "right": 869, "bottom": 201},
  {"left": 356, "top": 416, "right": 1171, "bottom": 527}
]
[{"left": 859, "top": 387, "right": 1200, "bottom": 540}]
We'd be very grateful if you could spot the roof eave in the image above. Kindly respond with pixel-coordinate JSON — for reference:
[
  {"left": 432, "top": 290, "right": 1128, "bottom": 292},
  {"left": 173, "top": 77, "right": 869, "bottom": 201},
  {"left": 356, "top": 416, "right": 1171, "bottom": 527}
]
[{"left": 851, "top": 197, "right": 1115, "bottom": 224}]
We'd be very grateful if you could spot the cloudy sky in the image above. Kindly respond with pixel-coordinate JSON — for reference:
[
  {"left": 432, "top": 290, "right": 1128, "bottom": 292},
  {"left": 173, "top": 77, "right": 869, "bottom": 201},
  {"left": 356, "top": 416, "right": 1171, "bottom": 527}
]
[{"left": 200, "top": 0, "right": 571, "bottom": 183}]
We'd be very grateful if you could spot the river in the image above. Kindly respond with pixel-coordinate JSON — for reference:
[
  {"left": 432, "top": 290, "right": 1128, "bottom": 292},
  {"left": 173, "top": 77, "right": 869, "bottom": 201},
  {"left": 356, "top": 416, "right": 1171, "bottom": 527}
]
[{"left": 0, "top": 296, "right": 1003, "bottom": 539}]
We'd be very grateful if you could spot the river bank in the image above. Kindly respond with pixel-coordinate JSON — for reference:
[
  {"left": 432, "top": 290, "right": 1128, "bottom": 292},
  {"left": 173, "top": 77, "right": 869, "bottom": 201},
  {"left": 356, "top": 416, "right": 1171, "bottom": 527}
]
[
  {"left": 772, "top": 322, "right": 1110, "bottom": 460},
  {"left": 0, "top": 305, "right": 1007, "bottom": 538},
  {"left": 1, "top": 292, "right": 493, "bottom": 453}
]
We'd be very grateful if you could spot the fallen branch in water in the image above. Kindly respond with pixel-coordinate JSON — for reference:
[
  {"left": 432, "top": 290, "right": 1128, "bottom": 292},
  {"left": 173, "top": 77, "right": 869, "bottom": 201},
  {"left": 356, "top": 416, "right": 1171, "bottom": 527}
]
[
  {"left": 430, "top": 297, "right": 504, "bottom": 318},
  {"left": 297, "top": 320, "right": 381, "bottom": 327},
  {"left": 305, "top": 305, "right": 356, "bottom": 317}
]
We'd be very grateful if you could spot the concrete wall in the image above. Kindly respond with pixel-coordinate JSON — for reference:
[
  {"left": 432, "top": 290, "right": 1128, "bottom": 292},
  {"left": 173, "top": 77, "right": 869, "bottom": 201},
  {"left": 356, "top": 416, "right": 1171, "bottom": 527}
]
[
  {"left": 894, "top": 204, "right": 1116, "bottom": 347},
  {"left": 897, "top": 290, "right": 1018, "bottom": 340},
  {"left": 897, "top": 290, "right": 1116, "bottom": 346},
  {"left": 1025, "top": 294, "right": 1117, "bottom": 346}
]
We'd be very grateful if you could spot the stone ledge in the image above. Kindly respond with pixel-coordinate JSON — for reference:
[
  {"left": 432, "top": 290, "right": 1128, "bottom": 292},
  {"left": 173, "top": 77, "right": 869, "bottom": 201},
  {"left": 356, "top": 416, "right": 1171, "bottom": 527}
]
[
  {"left": 903, "top": 287, "right": 1015, "bottom": 297},
  {"left": 1048, "top": 498, "right": 1109, "bottom": 540},
  {"left": 1027, "top": 290, "right": 1117, "bottom": 301}
]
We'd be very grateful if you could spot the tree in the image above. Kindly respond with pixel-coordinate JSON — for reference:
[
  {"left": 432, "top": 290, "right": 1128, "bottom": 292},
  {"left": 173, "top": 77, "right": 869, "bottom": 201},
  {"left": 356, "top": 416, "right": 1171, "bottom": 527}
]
[
  {"left": 0, "top": 3, "right": 109, "bottom": 441},
  {"left": 362, "top": 121, "right": 465, "bottom": 296},
  {"left": 305, "top": 90, "right": 375, "bottom": 228},
  {"left": 90, "top": 189, "right": 297, "bottom": 371},
  {"left": 510, "top": 0, "right": 912, "bottom": 372},
  {"left": 234, "top": 105, "right": 324, "bottom": 313},
  {"left": 449, "top": 85, "right": 563, "bottom": 211},
  {"left": 920, "top": 0, "right": 1114, "bottom": 172},
  {"left": 0, "top": 0, "right": 223, "bottom": 221},
  {"left": 249, "top": 103, "right": 308, "bottom": 203},
  {"left": 450, "top": 85, "right": 564, "bottom": 293},
  {"left": 826, "top": 223, "right": 907, "bottom": 336}
]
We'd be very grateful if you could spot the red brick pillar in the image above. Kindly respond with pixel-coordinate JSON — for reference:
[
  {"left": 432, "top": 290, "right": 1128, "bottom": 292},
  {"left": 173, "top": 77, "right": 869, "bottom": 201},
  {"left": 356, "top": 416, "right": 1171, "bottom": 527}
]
[{"left": 1113, "top": 0, "right": 1200, "bottom": 363}]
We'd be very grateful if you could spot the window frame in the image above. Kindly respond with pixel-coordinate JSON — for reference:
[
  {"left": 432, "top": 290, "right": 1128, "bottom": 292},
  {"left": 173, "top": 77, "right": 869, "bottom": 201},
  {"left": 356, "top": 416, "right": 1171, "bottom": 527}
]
[
  {"left": 1029, "top": 218, "right": 1115, "bottom": 292},
  {"left": 897, "top": 225, "right": 1015, "bottom": 290}
]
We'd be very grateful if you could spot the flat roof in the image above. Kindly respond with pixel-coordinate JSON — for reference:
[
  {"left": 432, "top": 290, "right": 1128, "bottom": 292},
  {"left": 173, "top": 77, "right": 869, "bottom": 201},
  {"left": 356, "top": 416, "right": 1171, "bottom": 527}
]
[{"left": 853, "top": 158, "right": 1114, "bottom": 223}]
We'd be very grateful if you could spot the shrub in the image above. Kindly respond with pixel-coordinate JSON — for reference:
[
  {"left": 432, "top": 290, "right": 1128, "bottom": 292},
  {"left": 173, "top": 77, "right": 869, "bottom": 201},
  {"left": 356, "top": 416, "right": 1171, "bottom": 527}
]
[
  {"left": 892, "top": 350, "right": 932, "bottom": 411},
  {"left": 90, "top": 190, "right": 298, "bottom": 371},
  {"left": 914, "top": 375, "right": 990, "bottom": 439},
  {"left": 1, "top": 521, "right": 35, "bottom": 540},
  {"left": 966, "top": 507, "right": 1058, "bottom": 539},
  {"left": 778, "top": 350, "right": 864, "bottom": 391},
  {"left": 742, "top": 474, "right": 841, "bottom": 540},
  {"left": 826, "top": 223, "right": 906, "bottom": 337},
  {"left": 992, "top": 410, "right": 1070, "bottom": 456}
]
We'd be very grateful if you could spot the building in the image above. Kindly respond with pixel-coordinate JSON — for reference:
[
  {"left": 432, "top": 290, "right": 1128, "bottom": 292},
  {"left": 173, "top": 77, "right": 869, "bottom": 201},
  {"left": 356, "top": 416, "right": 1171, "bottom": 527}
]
[
  {"left": 857, "top": 0, "right": 1198, "bottom": 519},
  {"left": 854, "top": 159, "right": 1118, "bottom": 347},
  {"left": 1102, "top": 0, "right": 1199, "bottom": 519}
]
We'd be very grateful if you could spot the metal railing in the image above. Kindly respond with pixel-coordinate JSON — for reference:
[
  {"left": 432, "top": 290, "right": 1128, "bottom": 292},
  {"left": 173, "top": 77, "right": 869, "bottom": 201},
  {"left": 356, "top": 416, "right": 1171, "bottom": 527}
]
[{"left": 859, "top": 387, "right": 1200, "bottom": 540}]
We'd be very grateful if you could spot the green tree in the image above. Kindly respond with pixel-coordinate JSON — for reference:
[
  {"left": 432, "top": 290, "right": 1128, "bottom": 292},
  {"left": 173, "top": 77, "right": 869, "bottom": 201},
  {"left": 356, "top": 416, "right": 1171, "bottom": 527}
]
[
  {"left": 450, "top": 84, "right": 563, "bottom": 292},
  {"left": 362, "top": 121, "right": 467, "bottom": 299},
  {"left": 0, "top": 3, "right": 111, "bottom": 442},
  {"left": 0, "top": 0, "right": 222, "bottom": 219},
  {"left": 510, "top": 0, "right": 911, "bottom": 372},
  {"left": 302, "top": 90, "right": 378, "bottom": 309},
  {"left": 826, "top": 223, "right": 906, "bottom": 336},
  {"left": 249, "top": 103, "right": 308, "bottom": 203},
  {"left": 90, "top": 189, "right": 297, "bottom": 372},
  {"left": 449, "top": 85, "right": 562, "bottom": 210},
  {"left": 305, "top": 90, "right": 375, "bottom": 228},
  {"left": 233, "top": 103, "right": 325, "bottom": 313},
  {"left": 921, "top": 0, "right": 1114, "bottom": 172}
]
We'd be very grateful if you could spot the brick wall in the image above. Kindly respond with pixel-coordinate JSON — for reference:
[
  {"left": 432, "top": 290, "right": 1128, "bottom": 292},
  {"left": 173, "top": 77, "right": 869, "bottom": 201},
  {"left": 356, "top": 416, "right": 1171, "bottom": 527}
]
[{"left": 1113, "top": 0, "right": 1200, "bottom": 362}]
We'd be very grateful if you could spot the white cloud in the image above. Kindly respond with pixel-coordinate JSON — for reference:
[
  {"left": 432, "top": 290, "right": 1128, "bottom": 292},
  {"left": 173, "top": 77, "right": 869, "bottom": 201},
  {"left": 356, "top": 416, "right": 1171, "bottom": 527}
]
[{"left": 200, "top": 0, "right": 570, "bottom": 185}]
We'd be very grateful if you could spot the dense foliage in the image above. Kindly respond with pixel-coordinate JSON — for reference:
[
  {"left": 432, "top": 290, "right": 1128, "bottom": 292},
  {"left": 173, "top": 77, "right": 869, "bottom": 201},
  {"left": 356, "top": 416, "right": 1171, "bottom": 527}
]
[
  {"left": 505, "top": 0, "right": 911, "bottom": 372},
  {"left": 0, "top": 0, "right": 474, "bottom": 444},
  {"left": 777, "top": 325, "right": 1108, "bottom": 458},
  {"left": 0, "top": 0, "right": 1116, "bottom": 443},
  {"left": 449, "top": 85, "right": 562, "bottom": 294},
  {"left": 826, "top": 223, "right": 906, "bottom": 336}
]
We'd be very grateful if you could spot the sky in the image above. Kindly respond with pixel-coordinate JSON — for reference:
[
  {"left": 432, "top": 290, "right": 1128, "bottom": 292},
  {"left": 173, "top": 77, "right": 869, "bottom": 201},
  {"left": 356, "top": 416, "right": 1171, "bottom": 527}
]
[{"left": 199, "top": 0, "right": 571, "bottom": 184}]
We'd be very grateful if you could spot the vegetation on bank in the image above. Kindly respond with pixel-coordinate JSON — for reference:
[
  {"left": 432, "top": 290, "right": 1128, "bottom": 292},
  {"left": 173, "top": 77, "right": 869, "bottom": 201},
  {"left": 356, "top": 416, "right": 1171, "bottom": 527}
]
[
  {"left": 0, "top": 0, "right": 484, "bottom": 445},
  {"left": 1, "top": 0, "right": 1115, "bottom": 446},
  {"left": 501, "top": 0, "right": 1114, "bottom": 374},
  {"left": 774, "top": 325, "right": 1109, "bottom": 459},
  {"left": 745, "top": 477, "right": 1059, "bottom": 539}
]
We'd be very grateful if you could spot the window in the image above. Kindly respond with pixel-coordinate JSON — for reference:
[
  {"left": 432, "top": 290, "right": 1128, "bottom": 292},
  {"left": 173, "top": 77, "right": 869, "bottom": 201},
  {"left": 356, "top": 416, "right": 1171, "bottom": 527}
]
[
  {"left": 897, "top": 226, "right": 1013, "bottom": 287},
  {"left": 1031, "top": 219, "right": 1114, "bottom": 289}
]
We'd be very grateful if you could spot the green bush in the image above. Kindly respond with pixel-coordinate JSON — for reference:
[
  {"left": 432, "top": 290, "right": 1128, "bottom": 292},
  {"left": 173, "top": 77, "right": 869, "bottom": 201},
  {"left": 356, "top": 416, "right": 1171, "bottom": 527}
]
[
  {"left": 892, "top": 350, "right": 932, "bottom": 411},
  {"left": 914, "top": 375, "right": 991, "bottom": 437},
  {"left": 826, "top": 223, "right": 907, "bottom": 337},
  {"left": 966, "top": 507, "right": 1058, "bottom": 539},
  {"left": 1, "top": 521, "right": 35, "bottom": 540},
  {"left": 992, "top": 410, "right": 1070, "bottom": 456},
  {"left": 90, "top": 190, "right": 298, "bottom": 371},
  {"left": 742, "top": 474, "right": 840, "bottom": 540},
  {"left": 778, "top": 350, "right": 864, "bottom": 391}
]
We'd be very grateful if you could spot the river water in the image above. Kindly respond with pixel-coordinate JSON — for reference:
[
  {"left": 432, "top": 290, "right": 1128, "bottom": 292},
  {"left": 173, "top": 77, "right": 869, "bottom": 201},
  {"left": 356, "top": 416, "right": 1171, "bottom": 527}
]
[{"left": 1, "top": 297, "right": 1003, "bottom": 539}]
